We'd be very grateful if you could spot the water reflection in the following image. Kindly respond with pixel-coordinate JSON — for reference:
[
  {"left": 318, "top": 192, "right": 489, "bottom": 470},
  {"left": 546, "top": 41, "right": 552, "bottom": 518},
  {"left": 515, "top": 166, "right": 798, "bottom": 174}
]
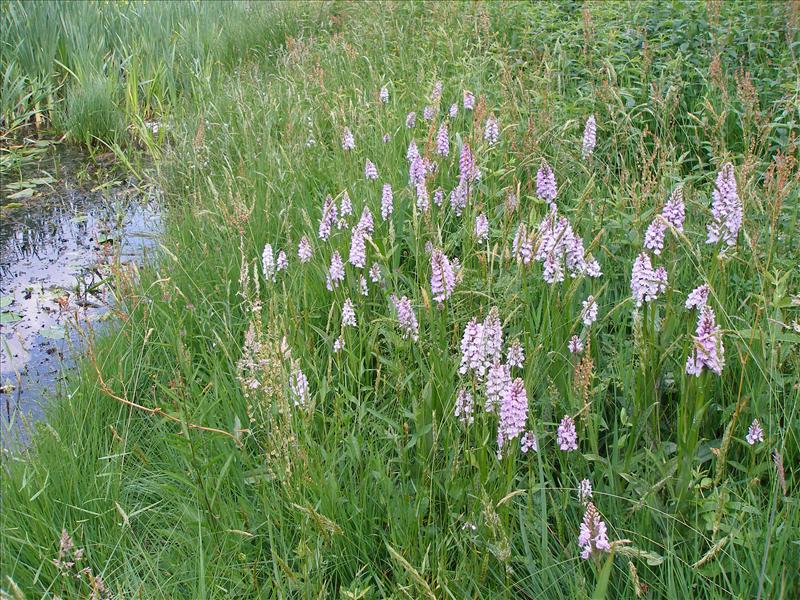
[{"left": 0, "top": 151, "right": 160, "bottom": 446}]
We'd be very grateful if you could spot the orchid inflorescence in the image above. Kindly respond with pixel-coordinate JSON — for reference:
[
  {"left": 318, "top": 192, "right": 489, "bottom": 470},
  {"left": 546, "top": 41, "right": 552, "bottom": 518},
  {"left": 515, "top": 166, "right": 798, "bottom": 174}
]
[{"left": 242, "top": 82, "right": 759, "bottom": 569}]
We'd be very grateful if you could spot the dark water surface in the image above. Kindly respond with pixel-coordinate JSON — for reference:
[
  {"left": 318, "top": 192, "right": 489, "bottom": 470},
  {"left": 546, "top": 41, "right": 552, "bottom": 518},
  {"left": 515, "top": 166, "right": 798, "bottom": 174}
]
[{"left": 0, "top": 146, "right": 160, "bottom": 446}]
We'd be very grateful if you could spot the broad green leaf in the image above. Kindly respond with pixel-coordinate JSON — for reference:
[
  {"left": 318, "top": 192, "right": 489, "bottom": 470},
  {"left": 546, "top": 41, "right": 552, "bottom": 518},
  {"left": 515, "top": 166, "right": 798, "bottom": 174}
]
[
  {"left": 0, "top": 311, "right": 22, "bottom": 324},
  {"left": 40, "top": 325, "right": 66, "bottom": 339},
  {"left": 592, "top": 551, "right": 616, "bottom": 600},
  {"left": 7, "top": 188, "right": 35, "bottom": 200}
]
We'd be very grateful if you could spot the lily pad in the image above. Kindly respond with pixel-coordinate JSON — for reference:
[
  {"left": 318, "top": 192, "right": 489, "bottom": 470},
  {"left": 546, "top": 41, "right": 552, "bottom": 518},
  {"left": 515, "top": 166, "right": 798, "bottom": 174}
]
[
  {"left": 85, "top": 310, "right": 109, "bottom": 322},
  {"left": 5, "top": 176, "right": 55, "bottom": 191},
  {"left": 0, "top": 311, "right": 23, "bottom": 324},
  {"left": 42, "top": 287, "right": 67, "bottom": 301},
  {"left": 40, "top": 325, "right": 66, "bottom": 340}
]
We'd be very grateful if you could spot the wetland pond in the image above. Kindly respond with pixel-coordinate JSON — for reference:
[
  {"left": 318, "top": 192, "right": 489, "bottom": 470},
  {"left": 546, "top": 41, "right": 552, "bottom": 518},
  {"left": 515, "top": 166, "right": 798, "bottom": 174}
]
[{"left": 1, "top": 143, "right": 161, "bottom": 447}]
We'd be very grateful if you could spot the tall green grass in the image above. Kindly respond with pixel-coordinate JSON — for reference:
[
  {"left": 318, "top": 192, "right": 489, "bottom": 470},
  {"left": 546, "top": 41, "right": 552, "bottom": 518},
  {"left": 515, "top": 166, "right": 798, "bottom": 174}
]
[
  {"left": 2, "top": 1, "right": 799, "bottom": 598},
  {"left": 0, "top": 0, "right": 312, "bottom": 147}
]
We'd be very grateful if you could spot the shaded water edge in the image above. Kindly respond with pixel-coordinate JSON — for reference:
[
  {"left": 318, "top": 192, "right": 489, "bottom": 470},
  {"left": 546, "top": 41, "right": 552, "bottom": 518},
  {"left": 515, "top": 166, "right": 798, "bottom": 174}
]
[{"left": 1, "top": 144, "right": 161, "bottom": 449}]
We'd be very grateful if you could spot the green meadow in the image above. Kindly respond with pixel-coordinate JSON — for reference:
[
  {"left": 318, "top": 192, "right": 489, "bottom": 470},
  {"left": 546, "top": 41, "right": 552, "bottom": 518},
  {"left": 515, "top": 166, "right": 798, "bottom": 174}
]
[{"left": 1, "top": 1, "right": 798, "bottom": 598}]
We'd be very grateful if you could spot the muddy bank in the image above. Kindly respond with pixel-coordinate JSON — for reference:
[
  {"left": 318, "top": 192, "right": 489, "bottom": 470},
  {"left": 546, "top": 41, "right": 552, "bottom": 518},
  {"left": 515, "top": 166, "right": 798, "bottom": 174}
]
[{"left": 0, "top": 145, "right": 161, "bottom": 446}]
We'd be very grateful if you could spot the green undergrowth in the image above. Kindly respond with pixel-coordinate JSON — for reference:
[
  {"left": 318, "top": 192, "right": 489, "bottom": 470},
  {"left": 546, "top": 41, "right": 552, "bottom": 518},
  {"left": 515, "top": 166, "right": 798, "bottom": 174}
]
[{"left": 2, "top": 1, "right": 799, "bottom": 598}]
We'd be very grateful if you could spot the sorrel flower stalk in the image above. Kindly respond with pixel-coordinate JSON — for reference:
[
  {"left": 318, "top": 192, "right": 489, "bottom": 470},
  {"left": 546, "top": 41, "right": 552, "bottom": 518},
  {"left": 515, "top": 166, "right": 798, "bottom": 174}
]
[
  {"left": 706, "top": 162, "right": 742, "bottom": 248},
  {"left": 578, "top": 503, "right": 610, "bottom": 560},
  {"left": 581, "top": 114, "right": 596, "bottom": 159},
  {"left": 430, "top": 249, "right": 455, "bottom": 304},
  {"left": 53, "top": 529, "right": 84, "bottom": 572}
]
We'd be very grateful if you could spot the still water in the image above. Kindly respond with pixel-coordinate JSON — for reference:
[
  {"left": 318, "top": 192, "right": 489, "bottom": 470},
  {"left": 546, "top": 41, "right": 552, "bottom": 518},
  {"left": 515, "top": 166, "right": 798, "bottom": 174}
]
[{"left": 0, "top": 147, "right": 160, "bottom": 446}]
